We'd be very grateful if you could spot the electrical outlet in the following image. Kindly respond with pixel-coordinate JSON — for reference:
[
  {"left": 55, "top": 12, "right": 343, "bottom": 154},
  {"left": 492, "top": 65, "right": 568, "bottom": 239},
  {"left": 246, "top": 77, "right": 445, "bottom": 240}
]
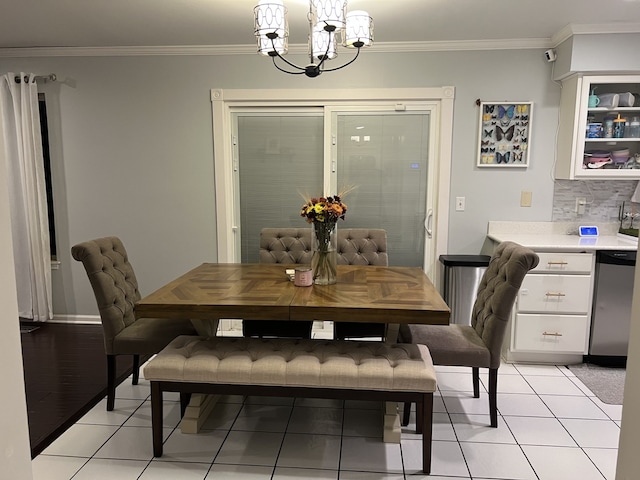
[
  {"left": 455, "top": 197, "right": 465, "bottom": 211},
  {"left": 576, "top": 197, "right": 586, "bottom": 215}
]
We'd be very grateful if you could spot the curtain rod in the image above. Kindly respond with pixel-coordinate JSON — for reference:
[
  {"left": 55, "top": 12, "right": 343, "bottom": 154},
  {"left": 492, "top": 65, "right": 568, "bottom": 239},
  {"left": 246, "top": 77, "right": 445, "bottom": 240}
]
[{"left": 14, "top": 73, "right": 57, "bottom": 84}]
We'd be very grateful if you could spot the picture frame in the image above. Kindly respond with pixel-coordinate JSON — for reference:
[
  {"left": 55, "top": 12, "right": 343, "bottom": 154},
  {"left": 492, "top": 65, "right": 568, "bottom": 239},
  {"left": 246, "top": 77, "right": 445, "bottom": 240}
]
[{"left": 477, "top": 102, "right": 532, "bottom": 167}]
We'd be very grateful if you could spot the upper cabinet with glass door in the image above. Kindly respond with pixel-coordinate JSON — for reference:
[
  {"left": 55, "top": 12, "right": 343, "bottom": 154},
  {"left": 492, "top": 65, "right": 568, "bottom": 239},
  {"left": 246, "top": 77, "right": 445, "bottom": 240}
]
[{"left": 556, "top": 75, "right": 640, "bottom": 179}]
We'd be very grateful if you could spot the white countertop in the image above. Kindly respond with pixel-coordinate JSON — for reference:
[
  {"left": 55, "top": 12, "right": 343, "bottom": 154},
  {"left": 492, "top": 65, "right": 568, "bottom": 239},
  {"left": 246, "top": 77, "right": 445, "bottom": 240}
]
[
  {"left": 486, "top": 221, "right": 638, "bottom": 252},
  {"left": 487, "top": 232, "right": 637, "bottom": 251}
]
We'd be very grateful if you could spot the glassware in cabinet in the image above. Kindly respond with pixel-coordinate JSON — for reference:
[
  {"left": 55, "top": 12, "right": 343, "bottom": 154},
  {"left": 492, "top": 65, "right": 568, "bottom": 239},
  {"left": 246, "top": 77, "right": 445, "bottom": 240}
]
[{"left": 556, "top": 74, "right": 640, "bottom": 179}]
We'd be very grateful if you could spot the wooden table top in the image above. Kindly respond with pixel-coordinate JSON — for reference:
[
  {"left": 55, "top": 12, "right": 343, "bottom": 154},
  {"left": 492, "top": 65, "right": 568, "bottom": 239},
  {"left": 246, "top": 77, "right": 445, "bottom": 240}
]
[{"left": 135, "top": 263, "right": 450, "bottom": 325}]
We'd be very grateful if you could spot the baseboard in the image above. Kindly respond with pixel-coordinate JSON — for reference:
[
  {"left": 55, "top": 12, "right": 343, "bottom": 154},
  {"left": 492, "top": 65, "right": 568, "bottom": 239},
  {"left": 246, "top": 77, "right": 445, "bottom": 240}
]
[{"left": 50, "top": 314, "right": 101, "bottom": 325}]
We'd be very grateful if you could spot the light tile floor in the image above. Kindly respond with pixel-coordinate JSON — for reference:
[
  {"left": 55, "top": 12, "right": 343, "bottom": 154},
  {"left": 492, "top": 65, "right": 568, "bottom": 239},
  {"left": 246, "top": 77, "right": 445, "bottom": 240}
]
[{"left": 32, "top": 327, "right": 621, "bottom": 480}]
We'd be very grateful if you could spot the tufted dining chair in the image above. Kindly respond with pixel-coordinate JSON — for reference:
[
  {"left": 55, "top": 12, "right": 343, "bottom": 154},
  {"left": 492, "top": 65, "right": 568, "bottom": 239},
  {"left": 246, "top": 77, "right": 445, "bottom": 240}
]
[
  {"left": 399, "top": 241, "right": 539, "bottom": 427},
  {"left": 244, "top": 228, "right": 314, "bottom": 338},
  {"left": 72, "top": 236, "right": 197, "bottom": 410},
  {"left": 332, "top": 228, "right": 388, "bottom": 340},
  {"left": 244, "top": 228, "right": 388, "bottom": 339}
]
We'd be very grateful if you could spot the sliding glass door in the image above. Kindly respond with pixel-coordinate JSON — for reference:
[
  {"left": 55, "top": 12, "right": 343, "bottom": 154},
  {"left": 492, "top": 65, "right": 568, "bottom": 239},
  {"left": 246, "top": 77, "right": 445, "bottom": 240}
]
[
  {"left": 333, "top": 111, "right": 430, "bottom": 266},
  {"left": 234, "top": 112, "right": 323, "bottom": 263},
  {"left": 233, "top": 108, "right": 431, "bottom": 267}
]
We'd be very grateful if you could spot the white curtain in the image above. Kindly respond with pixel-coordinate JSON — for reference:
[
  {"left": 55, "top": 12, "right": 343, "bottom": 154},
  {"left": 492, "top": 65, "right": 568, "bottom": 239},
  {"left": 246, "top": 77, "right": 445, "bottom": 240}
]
[{"left": 0, "top": 72, "right": 52, "bottom": 321}]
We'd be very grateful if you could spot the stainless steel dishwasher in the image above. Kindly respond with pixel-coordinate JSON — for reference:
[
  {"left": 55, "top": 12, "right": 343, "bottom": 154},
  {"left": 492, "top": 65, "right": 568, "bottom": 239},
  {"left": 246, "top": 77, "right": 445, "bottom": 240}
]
[{"left": 589, "top": 250, "right": 636, "bottom": 366}]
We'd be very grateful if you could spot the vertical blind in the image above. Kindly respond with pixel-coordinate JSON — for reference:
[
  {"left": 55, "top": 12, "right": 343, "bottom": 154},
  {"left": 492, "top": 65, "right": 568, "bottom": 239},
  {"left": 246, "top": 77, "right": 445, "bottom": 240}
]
[
  {"left": 336, "top": 113, "right": 430, "bottom": 266},
  {"left": 236, "top": 110, "right": 430, "bottom": 267},
  {"left": 237, "top": 114, "right": 323, "bottom": 263}
]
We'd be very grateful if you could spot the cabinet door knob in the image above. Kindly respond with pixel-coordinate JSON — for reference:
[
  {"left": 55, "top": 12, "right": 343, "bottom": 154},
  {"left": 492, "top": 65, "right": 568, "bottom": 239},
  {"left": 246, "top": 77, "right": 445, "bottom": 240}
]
[{"left": 542, "top": 331, "right": 563, "bottom": 337}]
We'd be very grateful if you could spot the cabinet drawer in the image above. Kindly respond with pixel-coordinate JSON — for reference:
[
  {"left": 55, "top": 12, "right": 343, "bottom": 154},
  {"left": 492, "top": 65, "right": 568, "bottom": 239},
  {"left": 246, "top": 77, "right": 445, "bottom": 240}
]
[
  {"left": 532, "top": 252, "right": 593, "bottom": 274},
  {"left": 517, "top": 274, "right": 592, "bottom": 313},
  {"left": 513, "top": 314, "right": 589, "bottom": 353}
]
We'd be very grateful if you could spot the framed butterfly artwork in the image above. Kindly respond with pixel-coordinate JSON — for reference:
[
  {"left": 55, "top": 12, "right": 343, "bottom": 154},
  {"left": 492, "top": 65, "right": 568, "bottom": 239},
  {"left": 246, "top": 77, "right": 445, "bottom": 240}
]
[{"left": 476, "top": 101, "right": 533, "bottom": 168}]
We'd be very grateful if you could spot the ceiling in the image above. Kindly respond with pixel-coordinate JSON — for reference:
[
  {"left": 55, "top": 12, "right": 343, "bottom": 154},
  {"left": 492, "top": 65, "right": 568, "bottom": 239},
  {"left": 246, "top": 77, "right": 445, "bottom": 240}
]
[{"left": 2, "top": 0, "right": 640, "bottom": 51}]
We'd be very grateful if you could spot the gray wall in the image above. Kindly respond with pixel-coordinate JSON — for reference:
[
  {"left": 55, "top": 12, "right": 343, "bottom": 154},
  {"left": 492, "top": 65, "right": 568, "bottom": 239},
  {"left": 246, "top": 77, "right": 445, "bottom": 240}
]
[{"left": 0, "top": 49, "right": 565, "bottom": 318}]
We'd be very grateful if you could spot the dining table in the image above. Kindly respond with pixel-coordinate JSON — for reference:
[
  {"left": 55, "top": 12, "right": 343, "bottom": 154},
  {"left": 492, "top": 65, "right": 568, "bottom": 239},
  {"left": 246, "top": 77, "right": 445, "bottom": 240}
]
[{"left": 135, "top": 262, "right": 450, "bottom": 441}]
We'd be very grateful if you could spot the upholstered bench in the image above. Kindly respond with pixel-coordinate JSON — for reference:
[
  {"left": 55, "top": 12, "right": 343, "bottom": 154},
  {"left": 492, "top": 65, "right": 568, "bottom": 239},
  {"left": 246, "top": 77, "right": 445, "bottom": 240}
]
[{"left": 144, "top": 335, "right": 437, "bottom": 473}]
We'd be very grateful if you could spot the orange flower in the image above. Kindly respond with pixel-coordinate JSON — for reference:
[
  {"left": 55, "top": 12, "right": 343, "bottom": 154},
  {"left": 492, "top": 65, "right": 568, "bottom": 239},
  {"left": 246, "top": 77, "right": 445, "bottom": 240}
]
[{"left": 300, "top": 195, "right": 347, "bottom": 224}]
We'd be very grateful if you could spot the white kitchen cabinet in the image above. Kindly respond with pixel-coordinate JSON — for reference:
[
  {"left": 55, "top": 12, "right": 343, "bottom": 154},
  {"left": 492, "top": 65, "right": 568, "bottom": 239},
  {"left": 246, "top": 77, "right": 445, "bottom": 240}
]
[
  {"left": 517, "top": 275, "right": 592, "bottom": 314},
  {"left": 513, "top": 314, "right": 590, "bottom": 353},
  {"left": 503, "top": 251, "right": 595, "bottom": 364},
  {"left": 556, "top": 74, "right": 640, "bottom": 180}
]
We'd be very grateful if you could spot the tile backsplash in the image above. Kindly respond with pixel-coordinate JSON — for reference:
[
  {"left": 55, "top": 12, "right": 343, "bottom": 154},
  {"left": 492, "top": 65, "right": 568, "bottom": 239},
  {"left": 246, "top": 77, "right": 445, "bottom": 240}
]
[{"left": 552, "top": 179, "right": 639, "bottom": 222}]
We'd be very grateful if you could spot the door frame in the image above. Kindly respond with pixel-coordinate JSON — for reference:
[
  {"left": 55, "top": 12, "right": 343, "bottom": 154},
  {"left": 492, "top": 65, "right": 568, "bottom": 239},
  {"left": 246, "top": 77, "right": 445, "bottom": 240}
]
[{"left": 210, "top": 87, "right": 454, "bottom": 285}]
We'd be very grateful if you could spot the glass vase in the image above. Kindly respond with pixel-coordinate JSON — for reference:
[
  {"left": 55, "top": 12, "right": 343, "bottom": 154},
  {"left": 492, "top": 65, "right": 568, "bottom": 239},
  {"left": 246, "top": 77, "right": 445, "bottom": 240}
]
[{"left": 311, "top": 221, "right": 338, "bottom": 285}]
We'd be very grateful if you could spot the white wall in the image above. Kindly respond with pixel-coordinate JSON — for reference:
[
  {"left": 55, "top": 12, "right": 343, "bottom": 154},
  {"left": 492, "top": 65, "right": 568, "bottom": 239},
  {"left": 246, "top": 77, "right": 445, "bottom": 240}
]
[
  {"left": 567, "top": 33, "right": 640, "bottom": 78},
  {"left": 616, "top": 258, "right": 640, "bottom": 479},
  {"left": 0, "top": 49, "right": 560, "bottom": 318},
  {"left": 0, "top": 94, "right": 34, "bottom": 478}
]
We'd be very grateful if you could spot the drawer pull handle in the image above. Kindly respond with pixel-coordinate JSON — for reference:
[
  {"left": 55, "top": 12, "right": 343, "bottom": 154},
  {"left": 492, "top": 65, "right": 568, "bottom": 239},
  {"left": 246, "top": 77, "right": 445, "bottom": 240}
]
[
  {"left": 545, "top": 292, "right": 566, "bottom": 297},
  {"left": 542, "top": 331, "right": 563, "bottom": 337},
  {"left": 547, "top": 261, "right": 568, "bottom": 266}
]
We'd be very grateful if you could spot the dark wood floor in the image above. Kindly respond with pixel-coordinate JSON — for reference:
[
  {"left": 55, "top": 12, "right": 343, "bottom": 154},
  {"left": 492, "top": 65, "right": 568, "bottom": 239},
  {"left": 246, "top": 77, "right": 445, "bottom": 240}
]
[{"left": 20, "top": 322, "right": 137, "bottom": 458}]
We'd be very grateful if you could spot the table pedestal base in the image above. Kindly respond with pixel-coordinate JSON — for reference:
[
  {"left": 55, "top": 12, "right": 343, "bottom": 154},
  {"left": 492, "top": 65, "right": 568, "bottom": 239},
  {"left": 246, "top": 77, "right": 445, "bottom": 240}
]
[
  {"left": 180, "top": 394, "right": 220, "bottom": 433},
  {"left": 384, "top": 402, "right": 402, "bottom": 442}
]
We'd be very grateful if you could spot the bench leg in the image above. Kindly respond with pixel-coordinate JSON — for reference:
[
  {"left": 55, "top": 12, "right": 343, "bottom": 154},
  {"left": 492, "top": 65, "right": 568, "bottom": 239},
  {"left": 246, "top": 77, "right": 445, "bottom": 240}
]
[
  {"left": 421, "top": 393, "right": 433, "bottom": 475},
  {"left": 151, "top": 382, "right": 163, "bottom": 457}
]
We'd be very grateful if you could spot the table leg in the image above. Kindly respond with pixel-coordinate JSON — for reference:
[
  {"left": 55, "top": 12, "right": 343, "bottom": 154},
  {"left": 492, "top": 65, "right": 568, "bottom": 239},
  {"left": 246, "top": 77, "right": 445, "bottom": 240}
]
[
  {"left": 180, "top": 394, "right": 221, "bottom": 433},
  {"left": 383, "top": 401, "right": 402, "bottom": 443},
  {"left": 383, "top": 323, "right": 402, "bottom": 443},
  {"left": 384, "top": 323, "right": 400, "bottom": 343},
  {"left": 180, "top": 319, "right": 221, "bottom": 433},
  {"left": 190, "top": 318, "right": 220, "bottom": 338}
]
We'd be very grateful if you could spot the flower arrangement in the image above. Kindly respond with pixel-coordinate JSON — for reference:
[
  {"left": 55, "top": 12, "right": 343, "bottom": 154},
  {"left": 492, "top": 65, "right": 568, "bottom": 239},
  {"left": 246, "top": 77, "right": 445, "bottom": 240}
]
[
  {"left": 300, "top": 195, "right": 347, "bottom": 224},
  {"left": 300, "top": 195, "right": 347, "bottom": 285}
]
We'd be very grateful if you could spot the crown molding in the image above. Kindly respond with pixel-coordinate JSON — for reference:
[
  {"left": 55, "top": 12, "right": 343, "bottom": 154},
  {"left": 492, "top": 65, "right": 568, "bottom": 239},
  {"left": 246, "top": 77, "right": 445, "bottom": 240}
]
[
  {"left": 0, "top": 37, "right": 553, "bottom": 58},
  {"left": 370, "top": 38, "right": 552, "bottom": 53},
  {"left": 2, "top": 24, "right": 638, "bottom": 58},
  {"left": 0, "top": 44, "right": 257, "bottom": 57}
]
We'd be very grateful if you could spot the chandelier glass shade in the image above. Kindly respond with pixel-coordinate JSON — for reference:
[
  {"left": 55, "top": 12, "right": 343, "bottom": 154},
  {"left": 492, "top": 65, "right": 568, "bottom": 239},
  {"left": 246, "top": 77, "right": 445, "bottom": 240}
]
[
  {"left": 255, "top": 0, "right": 289, "bottom": 56},
  {"left": 312, "top": 24, "right": 337, "bottom": 60},
  {"left": 254, "top": 0, "right": 373, "bottom": 78}
]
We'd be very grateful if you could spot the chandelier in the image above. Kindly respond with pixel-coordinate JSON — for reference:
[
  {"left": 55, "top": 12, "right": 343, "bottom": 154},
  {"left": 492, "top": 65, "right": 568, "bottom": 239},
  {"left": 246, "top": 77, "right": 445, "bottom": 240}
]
[{"left": 254, "top": 0, "right": 374, "bottom": 78}]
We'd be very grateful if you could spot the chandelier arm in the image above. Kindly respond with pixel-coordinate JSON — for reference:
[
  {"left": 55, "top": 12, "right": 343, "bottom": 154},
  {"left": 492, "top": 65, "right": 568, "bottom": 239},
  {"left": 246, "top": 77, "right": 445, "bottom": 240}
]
[
  {"left": 313, "top": 27, "right": 334, "bottom": 70},
  {"left": 319, "top": 46, "right": 361, "bottom": 73},
  {"left": 271, "top": 56, "right": 306, "bottom": 75},
  {"left": 274, "top": 53, "right": 307, "bottom": 71},
  {"left": 268, "top": 36, "right": 306, "bottom": 71}
]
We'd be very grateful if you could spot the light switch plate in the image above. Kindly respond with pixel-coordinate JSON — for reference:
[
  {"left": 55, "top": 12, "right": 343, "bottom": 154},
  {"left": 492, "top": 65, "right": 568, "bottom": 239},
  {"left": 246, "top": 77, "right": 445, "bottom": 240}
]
[{"left": 520, "top": 191, "right": 532, "bottom": 207}]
